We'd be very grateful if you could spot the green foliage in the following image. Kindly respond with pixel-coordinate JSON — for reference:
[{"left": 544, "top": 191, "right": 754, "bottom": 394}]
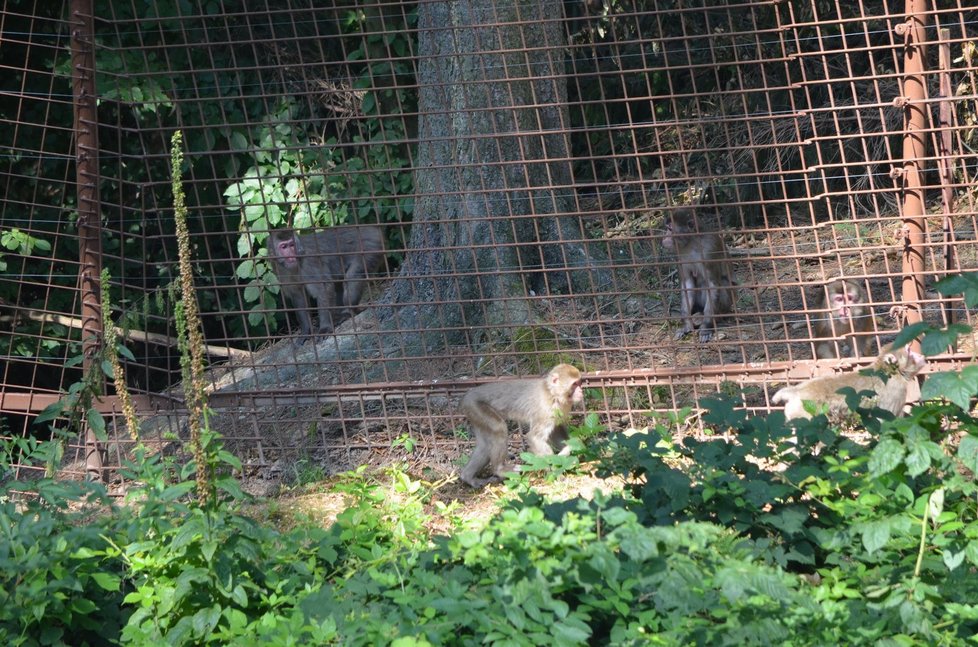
[
  {"left": 1, "top": 228, "right": 52, "bottom": 259},
  {"left": 6, "top": 306, "right": 978, "bottom": 643},
  {"left": 0, "top": 479, "right": 127, "bottom": 647},
  {"left": 589, "top": 371, "right": 978, "bottom": 643},
  {"left": 515, "top": 413, "right": 605, "bottom": 486},
  {"left": 5, "top": 364, "right": 978, "bottom": 645}
]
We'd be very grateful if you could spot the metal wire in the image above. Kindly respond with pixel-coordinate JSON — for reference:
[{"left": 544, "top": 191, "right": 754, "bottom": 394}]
[{"left": 1, "top": 0, "right": 976, "bottom": 485}]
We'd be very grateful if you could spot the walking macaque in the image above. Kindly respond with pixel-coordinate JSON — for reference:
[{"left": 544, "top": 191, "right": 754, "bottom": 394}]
[
  {"left": 814, "top": 278, "right": 875, "bottom": 359},
  {"left": 772, "top": 345, "right": 925, "bottom": 421},
  {"left": 459, "top": 364, "right": 584, "bottom": 488},
  {"left": 266, "top": 226, "right": 384, "bottom": 338},
  {"left": 660, "top": 209, "right": 736, "bottom": 342}
]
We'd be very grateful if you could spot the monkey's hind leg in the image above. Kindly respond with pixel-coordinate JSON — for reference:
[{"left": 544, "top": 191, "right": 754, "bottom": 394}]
[{"left": 460, "top": 413, "right": 509, "bottom": 488}]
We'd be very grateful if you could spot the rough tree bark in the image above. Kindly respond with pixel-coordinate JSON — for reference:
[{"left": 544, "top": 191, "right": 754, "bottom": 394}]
[{"left": 377, "top": 0, "right": 611, "bottom": 356}]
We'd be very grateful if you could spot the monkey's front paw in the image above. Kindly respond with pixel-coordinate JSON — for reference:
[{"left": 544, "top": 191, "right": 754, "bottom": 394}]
[
  {"left": 673, "top": 328, "right": 692, "bottom": 341},
  {"left": 698, "top": 329, "right": 715, "bottom": 343}
]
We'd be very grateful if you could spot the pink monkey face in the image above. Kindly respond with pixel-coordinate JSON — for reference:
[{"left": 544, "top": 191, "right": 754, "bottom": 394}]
[
  {"left": 832, "top": 291, "right": 853, "bottom": 322},
  {"left": 276, "top": 238, "right": 299, "bottom": 268}
]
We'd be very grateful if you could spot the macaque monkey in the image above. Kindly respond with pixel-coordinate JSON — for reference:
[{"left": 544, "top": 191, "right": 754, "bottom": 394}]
[
  {"left": 459, "top": 364, "right": 584, "bottom": 488},
  {"left": 266, "top": 226, "right": 384, "bottom": 338},
  {"left": 772, "top": 345, "right": 925, "bottom": 421},
  {"left": 660, "top": 209, "right": 737, "bottom": 342},
  {"left": 814, "top": 278, "right": 875, "bottom": 359}
]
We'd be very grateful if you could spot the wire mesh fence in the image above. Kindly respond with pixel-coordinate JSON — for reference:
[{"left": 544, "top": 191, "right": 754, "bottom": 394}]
[{"left": 1, "top": 0, "right": 976, "bottom": 488}]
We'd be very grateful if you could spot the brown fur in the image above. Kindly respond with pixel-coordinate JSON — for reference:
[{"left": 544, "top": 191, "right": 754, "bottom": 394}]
[
  {"left": 267, "top": 226, "right": 384, "bottom": 337},
  {"left": 661, "top": 209, "right": 736, "bottom": 342},
  {"left": 814, "top": 278, "right": 875, "bottom": 359}
]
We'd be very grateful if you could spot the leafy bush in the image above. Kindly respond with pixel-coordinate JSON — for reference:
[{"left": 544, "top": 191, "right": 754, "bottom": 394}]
[
  {"left": 0, "top": 480, "right": 126, "bottom": 646},
  {"left": 5, "top": 263, "right": 978, "bottom": 643},
  {"left": 585, "top": 325, "right": 978, "bottom": 644},
  {"left": 4, "top": 367, "right": 978, "bottom": 645}
]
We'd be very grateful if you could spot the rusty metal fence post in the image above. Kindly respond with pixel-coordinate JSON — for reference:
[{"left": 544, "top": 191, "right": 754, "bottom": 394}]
[
  {"left": 936, "top": 28, "right": 958, "bottom": 332},
  {"left": 69, "top": 0, "right": 105, "bottom": 479},
  {"left": 896, "top": 0, "right": 927, "bottom": 338}
]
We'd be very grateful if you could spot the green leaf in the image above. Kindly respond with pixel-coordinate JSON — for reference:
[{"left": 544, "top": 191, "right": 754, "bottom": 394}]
[
  {"left": 868, "top": 438, "right": 905, "bottom": 477},
  {"left": 891, "top": 322, "right": 931, "bottom": 349},
  {"left": 362, "top": 93, "right": 376, "bottom": 114},
  {"left": 92, "top": 572, "right": 121, "bottom": 591},
  {"left": 921, "top": 324, "right": 970, "bottom": 355},
  {"left": 230, "top": 584, "right": 248, "bottom": 607},
  {"left": 237, "top": 235, "right": 254, "bottom": 257},
  {"left": 236, "top": 259, "right": 255, "bottom": 280},
  {"left": 87, "top": 410, "right": 107, "bottom": 440},
  {"left": 228, "top": 131, "right": 249, "bottom": 151},
  {"left": 191, "top": 604, "right": 222, "bottom": 638},
  {"left": 927, "top": 488, "right": 945, "bottom": 524},
  {"left": 933, "top": 271, "right": 978, "bottom": 306},
  {"left": 921, "top": 371, "right": 972, "bottom": 410},
  {"left": 904, "top": 441, "right": 931, "bottom": 478},
  {"left": 860, "top": 519, "right": 891, "bottom": 554},
  {"left": 35, "top": 400, "right": 65, "bottom": 424},
  {"left": 965, "top": 540, "right": 978, "bottom": 567},
  {"left": 958, "top": 434, "right": 978, "bottom": 474},
  {"left": 943, "top": 550, "right": 966, "bottom": 570},
  {"left": 617, "top": 529, "right": 660, "bottom": 561},
  {"left": 552, "top": 616, "right": 591, "bottom": 644}
]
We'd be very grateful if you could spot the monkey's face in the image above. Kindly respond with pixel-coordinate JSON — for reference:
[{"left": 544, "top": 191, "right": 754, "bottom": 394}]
[
  {"left": 831, "top": 286, "right": 857, "bottom": 322},
  {"left": 549, "top": 365, "right": 584, "bottom": 405},
  {"left": 660, "top": 222, "right": 675, "bottom": 250},
  {"left": 880, "top": 348, "right": 926, "bottom": 378},
  {"left": 661, "top": 215, "right": 692, "bottom": 251},
  {"left": 274, "top": 237, "right": 299, "bottom": 269},
  {"left": 569, "top": 379, "right": 584, "bottom": 404}
]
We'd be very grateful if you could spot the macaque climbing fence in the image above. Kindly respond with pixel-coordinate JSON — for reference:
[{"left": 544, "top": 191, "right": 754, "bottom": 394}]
[{"left": 1, "top": 0, "right": 977, "bottom": 488}]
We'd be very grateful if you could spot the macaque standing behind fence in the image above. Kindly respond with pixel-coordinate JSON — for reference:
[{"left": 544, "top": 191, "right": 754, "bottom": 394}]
[
  {"left": 660, "top": 208, "right": 737, "bottom": 342},
  {"left": 267, "top": 226, "right": 384, "bottom": 338},
  {"left": 813, "top": 278, "right": 876, "bottom": 359}
]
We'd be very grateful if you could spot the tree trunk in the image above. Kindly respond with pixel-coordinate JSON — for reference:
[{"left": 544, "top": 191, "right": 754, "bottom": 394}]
[{"left": 379, "top": 0, "right": 610, "bottom": 355}]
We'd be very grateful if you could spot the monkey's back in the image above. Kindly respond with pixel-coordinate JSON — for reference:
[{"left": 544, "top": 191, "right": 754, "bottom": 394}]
[
  {"left": 460, "top": 378, "right": 560, "bottom": 427},
  {"left": 298, "top": 226, "right": 384, "bottom": 276}
]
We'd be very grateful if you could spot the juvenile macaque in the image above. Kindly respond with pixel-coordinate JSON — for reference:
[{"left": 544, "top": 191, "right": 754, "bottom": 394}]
[
  {"left": 459, "top": 364, "right": 584, "bottom": 488},
  {"left": 772, "top": 345, "right": 925, "bottom": 421},
  {"left": 266, "top": 226, "right": 384, "bottom": 338},
  {"left": 814, "top": 278, "right": 875, "bottom": 359},
  {"left": 660, "top": 209, "right": 737, "bottom": 342}
]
